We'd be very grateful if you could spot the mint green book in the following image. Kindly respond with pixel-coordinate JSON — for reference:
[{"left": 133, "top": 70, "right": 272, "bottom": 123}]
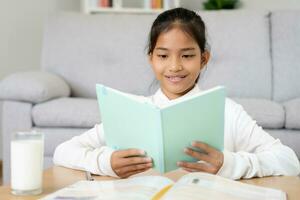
[{"left": 96, "top": 84, "right": 225, "bottom": 173}]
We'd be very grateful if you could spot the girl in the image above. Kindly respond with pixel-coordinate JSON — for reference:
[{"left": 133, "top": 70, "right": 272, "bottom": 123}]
[{"left": 53, "top": 8, "right": 300, "bottom": 179}]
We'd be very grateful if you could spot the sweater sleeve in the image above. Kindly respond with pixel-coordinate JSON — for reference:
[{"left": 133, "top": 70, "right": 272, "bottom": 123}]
[
  {"left": 53, "top": 124, "right": 118, "bottom": 177},
  {"left": 217, "top": 100, "right": 300, "bottom": 179}
]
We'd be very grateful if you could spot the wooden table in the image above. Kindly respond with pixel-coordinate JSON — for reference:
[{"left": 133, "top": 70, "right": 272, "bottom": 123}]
[{"left": 0, "top": 166, "right": 300, "bottom": 199}]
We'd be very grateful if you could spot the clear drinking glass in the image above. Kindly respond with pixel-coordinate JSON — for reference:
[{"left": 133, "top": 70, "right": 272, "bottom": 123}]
[{"left": 10, "top": 131, "right": 44, "bottom": 195}]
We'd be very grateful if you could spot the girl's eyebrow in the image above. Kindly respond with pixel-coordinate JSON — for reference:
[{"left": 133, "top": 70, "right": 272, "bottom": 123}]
[
  {"left": 155, "top": 47, "right": 168, "bottom": 51},
  {"left": 181, "top": 48, "right": 196, "bottom": 51},
  {"left": 155, "top": 47, "right": 196, "bottom": 51}
]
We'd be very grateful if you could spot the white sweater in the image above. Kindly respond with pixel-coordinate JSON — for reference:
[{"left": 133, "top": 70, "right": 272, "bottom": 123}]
[{"left": 53, "top": 85, "right": 300, "bottom": 179}]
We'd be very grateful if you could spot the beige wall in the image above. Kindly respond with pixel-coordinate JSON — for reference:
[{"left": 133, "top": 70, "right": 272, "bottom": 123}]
[
  {"left": 0, "top": 0, "right": 80, "bottom": 159},
  {"left": 0, "top": 0, "right": 80, "bottom": 80},
  {"left": 240, "top": 0, "right": 300, "bottom": 10}
]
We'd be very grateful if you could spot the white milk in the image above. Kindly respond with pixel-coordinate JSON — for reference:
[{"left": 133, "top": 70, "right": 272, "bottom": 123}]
[{"left": 11, "top": 138, "right": 44, "bottom": 194}]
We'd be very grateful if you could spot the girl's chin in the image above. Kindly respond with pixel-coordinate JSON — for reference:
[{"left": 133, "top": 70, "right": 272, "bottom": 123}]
[{"left": 162, "top": 85, "right": 191, "bottom": 97}]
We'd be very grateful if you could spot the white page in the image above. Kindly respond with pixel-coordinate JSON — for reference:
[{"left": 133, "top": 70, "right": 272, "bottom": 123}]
[
  {"left": 40, "top": 176, "right": 173, "bottom": 200},
  {"left": 161, "top": 172, "right": 286, "bottom": 200}
]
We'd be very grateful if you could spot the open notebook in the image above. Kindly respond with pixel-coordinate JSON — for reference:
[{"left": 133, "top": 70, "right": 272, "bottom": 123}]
[
  {"left": 96, "top": 84, "right": 226, "bottom": 173},
  {"left": 40, "top": 172, "right": 286, "bottom": 200}
]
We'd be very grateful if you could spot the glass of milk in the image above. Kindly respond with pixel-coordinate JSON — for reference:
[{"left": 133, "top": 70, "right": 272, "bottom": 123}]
[{"left": 10, "top": 131, "right": 44, "bottom": 195}]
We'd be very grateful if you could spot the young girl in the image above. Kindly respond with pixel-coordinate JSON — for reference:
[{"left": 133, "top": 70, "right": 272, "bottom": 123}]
[{"left": 53, "top": 8, "right": 300, "bottom": 179}]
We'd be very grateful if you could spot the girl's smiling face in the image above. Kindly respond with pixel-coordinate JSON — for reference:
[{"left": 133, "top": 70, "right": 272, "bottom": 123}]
[{"left": 149, "top": 27, "right": 210, "bottom": 100}]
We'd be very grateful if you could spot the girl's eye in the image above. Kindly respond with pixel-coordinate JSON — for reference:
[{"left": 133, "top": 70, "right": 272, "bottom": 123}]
[
  {"left": 158, "top": 54, "right": 168, "bottom": 59},
  {"left": 182, "top": 54, "right": 195, "bottom": 58}
]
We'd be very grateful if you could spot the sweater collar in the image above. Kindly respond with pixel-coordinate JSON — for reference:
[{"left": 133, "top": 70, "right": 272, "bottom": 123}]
[{"left": 152, "top": 85, "right": 201, "bottom": 108}]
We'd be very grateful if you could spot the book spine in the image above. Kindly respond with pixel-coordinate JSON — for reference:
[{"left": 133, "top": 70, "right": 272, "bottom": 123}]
[
  {"left": 163, "top": 0, "right": 174, "bottom": 9},
  {"left": 99, "top": 0, "right": 109, "bottom": 7},
  {"left": 157, "top": 0, "right": 162, "bottom": 9},
  {"left": 156, "top": 109, "right": 165, "bottom": 173},
  {"left": 151, "top": 0, "right": 162, "bottom": 9},
  {"left": 113, "top": 0, "right": 122, "bottom": 8},
  {"left": 144, "top": 0, "right": 151, "bottom": 9},
  {"left": 151, "top": 0, "right": 156, "bottom": 9},
  {"left": 163, "top": 0, "right": 169, "bottom": 10}
]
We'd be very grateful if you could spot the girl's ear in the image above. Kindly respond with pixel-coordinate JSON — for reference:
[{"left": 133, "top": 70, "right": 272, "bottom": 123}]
[{"left": 200, "top": 51, "right": 210, "bottom": 69}]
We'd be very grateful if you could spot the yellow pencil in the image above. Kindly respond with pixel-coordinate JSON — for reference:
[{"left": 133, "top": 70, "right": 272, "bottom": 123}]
[{"left": 151, "top": 184, "right": 173, "bottom": 200}]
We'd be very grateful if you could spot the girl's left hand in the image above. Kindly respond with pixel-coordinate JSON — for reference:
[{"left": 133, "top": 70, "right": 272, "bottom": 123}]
[{"left": 177, "top": 141, "right": 224, "bottom": 174}]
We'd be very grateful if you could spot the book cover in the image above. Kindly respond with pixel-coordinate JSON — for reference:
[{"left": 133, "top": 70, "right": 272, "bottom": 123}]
[
  {"left": 96, "top": 84, "right": 225, "bottom": 173},
  {"left": 144, "top": 0, "right": 151, "bottom": 9},
  {"left": 99, "top": 0, "right": 109, "bottom": 7}
]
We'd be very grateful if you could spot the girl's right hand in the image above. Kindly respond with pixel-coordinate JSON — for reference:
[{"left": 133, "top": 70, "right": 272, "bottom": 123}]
[{"left": 111, "top": 149, "right": 153, "bottom": 178}]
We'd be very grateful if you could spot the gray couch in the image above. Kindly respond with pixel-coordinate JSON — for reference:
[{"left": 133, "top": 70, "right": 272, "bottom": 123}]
[{"left": 1, "top": 10, "right": 300, "bottom": 184}]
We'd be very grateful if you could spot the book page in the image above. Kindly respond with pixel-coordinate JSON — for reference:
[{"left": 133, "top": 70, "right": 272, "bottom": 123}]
[
  {"left": 41, "top": 176, "right": 173, "bottom": 200},
  {"left": 161, "top": 172, "right": 286, "bottom": 200},
  {"left": 161, "top": 87, "right": 225, "bottom": 172}
]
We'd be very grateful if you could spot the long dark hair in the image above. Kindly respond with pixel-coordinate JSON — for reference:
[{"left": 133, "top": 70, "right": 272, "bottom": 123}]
[
  {"left": 147, "top": 8, "right": 208, "bottom": 84},
  {"left": 147, "top": 7, "right": 207, "bottom": 54}
]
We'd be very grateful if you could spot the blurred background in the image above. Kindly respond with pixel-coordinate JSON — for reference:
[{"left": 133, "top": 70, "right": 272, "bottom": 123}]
[
  {"left": 1, "top": 0, "right": 300, "bottom": 184},
  {"left": 1, "top": 0, "right": 300, "bottom": 80}
]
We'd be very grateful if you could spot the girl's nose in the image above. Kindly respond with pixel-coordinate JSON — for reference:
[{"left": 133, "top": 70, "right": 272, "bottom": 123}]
[
  {"left": 169, "top": 65, "right": 183, "bottom": 72},
  {"left": 169, "top": 58, "right": 183, "bottom": 72}
]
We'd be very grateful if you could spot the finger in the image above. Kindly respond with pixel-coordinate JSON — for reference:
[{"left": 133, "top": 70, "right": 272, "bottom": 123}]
[
  {"left": 184, "top": 147, "right": 216, "bottom": 165},
  {"left": 181, "top": 167, "right": 197, "bottom": 173},
  {"left": 119, "top": 163, "right": 152, "bottom": 175},
  {"left": 116, "top": 149, "right": 146, "bottom": 158},
  {"left": 115, "top": 156, "right": 152, "bottom": 169},
  {"left": 192, "top": 141, "right": 218, "bottom": 154},
  {"left": 115, "top": 162, "right": 153, "bottom": 176},
  {"left": 177, "top": 161, "right": 215, "bottom": 174},
  {"left": 122, "top": 168, "right": 150, "bottom": 178}
]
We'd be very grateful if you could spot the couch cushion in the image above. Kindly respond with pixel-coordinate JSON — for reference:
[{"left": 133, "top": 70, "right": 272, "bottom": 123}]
[
  {"left": 271, "top": 11, "right": 300, "bottom": 102},
  {"left": 284, "top": 98, "right": 300, "bottom": 129},
  {"left": 232, "top": 98, "right": 284, "bottom": 129},
  {"left": 198, "top": 10, "right": 272, "bottom": 99},
  {"left": 265, "top": 129, "right": 300, "bottom": 160},
  {"left": 32, "top": 98, "right": 100, "bottom": 128},
  {"left": 0, "top": 71, "right": 70, "bottom": 103}
]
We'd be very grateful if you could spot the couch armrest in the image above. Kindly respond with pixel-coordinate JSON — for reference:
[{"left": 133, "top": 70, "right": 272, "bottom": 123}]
[
  {"left": 1, "top": 100, "right": 32, "bottom": 184},
  {"left": 0, "top": 71, "right": 71, "bottom": 103}
]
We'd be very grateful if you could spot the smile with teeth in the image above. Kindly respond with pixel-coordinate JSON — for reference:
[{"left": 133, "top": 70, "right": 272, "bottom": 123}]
[{"left": 165, "top": 75, "right": 187, "bottom": 83}]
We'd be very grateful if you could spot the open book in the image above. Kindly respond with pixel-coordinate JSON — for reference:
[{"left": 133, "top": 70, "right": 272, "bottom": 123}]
[
  {"left": 41, "top": 172, "right": 286, "bottom": 200},
  {"left": 96, "top": 84, "right": 225, "bottom": 173}
]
